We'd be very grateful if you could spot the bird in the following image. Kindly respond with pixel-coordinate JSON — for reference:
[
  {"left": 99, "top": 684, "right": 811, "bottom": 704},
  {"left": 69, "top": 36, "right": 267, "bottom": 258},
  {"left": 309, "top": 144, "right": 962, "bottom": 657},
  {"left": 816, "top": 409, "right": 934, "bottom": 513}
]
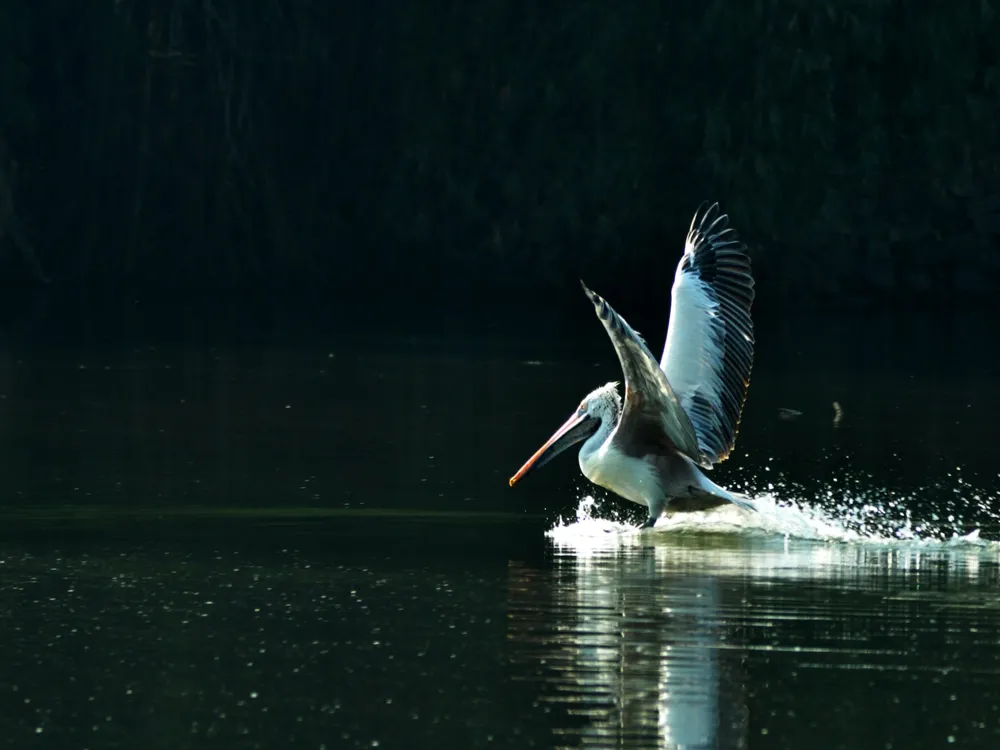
[{"left": 508, "top": 202, "right": 757, "bottom": 529}]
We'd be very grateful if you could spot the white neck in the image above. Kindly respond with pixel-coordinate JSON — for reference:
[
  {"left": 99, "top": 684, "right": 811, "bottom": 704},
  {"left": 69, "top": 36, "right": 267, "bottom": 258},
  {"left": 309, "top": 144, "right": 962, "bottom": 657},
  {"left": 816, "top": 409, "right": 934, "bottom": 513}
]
[
  {"left": 576, "top": 397, "right": 662, "bottom": 508},
  {"left": 572, "top": 384, "right": 629, "bottom": 496},
  {"left": 579, "top": 415, "right": 615, "bottom": 466}
]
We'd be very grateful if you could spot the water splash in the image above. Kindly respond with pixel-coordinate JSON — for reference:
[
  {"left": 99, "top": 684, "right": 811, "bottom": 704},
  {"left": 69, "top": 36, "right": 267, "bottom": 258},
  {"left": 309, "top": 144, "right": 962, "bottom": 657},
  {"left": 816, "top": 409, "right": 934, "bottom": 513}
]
[{"left": 547, "top": 472, "right": 1000, "bottom": 548}]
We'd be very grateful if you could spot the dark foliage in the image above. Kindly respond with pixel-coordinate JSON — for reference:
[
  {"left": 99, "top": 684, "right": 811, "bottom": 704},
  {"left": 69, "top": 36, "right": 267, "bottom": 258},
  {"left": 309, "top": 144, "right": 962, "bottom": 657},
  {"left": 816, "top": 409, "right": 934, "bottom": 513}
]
[{"left": 1, "top": 0, "right": 998, "bottom": 313}]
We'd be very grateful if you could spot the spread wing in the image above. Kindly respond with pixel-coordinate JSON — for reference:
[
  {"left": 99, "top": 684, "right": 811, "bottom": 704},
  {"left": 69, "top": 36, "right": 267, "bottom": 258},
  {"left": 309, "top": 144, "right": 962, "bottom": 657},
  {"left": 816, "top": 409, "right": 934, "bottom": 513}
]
[
  {"left": 659, "top": 202, "right": 755, "bottom": 465},
  {"left": 580, "top": 281, "right": 705, "bottom": 464}
]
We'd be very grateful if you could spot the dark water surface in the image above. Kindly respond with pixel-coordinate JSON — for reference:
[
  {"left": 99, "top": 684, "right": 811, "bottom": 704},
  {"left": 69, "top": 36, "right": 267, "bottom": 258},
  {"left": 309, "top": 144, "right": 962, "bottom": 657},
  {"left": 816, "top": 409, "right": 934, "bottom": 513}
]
[{"left": 2, "top": 310, "right": 1000, "bottom": 748}]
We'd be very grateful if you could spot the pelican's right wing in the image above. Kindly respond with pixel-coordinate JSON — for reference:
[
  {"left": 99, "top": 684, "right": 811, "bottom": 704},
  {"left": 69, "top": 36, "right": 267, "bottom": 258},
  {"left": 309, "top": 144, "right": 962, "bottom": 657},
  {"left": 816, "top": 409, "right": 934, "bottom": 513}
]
[
  {"left": 659, "top": 203, "right": 755, "bottom": 466},
  {"left": 580, "top": 282, "right": 705, "bottom": 464}
]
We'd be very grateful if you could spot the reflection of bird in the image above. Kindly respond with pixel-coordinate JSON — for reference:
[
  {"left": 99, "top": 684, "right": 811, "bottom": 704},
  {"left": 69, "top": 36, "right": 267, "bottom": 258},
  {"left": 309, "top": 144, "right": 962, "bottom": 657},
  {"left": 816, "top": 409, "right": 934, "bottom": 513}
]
[{"left": 509, "top": 203, "right": 757, "bottom": 529}]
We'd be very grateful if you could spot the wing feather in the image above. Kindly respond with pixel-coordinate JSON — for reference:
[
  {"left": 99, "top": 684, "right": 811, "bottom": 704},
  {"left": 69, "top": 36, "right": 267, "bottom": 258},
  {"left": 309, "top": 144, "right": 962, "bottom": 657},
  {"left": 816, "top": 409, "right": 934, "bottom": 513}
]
[
  {"left": 579, "top": 281, "right": 705, "bottom": 464},
  {"left": 659, "top": 202, "right": 756, "bottom": 465}
]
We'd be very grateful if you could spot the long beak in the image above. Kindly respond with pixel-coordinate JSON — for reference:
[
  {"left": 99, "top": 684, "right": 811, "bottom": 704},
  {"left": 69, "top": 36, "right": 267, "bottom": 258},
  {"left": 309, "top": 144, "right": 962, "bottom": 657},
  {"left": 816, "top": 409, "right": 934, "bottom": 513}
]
[{"left": 509, "top": 412, "right": 598, "bottom": 487}]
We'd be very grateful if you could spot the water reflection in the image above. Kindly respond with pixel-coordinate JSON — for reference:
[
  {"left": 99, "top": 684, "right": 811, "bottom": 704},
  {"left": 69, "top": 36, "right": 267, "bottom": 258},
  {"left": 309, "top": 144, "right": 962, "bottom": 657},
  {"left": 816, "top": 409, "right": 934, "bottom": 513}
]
[
  {"left": 509, "top": 544, "right": 750, "bottom": 749},
  {"left": 509, "top": 533, "right": 1000, "bottom": 749}
]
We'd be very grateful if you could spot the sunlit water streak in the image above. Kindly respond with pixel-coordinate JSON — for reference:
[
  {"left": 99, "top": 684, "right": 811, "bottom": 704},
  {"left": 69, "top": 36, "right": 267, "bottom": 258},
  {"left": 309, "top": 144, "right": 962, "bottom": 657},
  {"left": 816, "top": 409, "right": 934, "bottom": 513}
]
[
  {"left": 548, "top": 469, "right": 1000, "bottom": 551},
  {"left": 511, "top": 529, "right": 1000, "bottom": 749}
]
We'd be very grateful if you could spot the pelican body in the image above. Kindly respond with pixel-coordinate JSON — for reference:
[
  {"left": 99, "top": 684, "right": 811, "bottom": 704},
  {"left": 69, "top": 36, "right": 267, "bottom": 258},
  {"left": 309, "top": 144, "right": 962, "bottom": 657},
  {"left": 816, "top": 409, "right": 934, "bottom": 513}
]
[{"left": 509, "top": 203, "right": 757, "bottom": 528}]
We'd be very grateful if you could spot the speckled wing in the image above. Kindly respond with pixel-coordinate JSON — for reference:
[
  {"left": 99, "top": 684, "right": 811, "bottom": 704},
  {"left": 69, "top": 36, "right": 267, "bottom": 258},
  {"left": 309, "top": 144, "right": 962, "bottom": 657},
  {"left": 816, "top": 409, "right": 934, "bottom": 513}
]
[
  {"left": 580, "top": 281, "right": 705, "bottom": 464},
  {"left": 659, "top": 202, "right": 755, "bottom": 465}
]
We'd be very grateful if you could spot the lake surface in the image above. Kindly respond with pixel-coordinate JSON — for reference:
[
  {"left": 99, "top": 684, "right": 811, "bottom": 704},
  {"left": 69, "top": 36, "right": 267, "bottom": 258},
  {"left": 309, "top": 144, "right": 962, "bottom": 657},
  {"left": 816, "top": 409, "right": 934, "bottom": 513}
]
[{"left": 1, "top": 307, "right": 1000, "bottom": 748}]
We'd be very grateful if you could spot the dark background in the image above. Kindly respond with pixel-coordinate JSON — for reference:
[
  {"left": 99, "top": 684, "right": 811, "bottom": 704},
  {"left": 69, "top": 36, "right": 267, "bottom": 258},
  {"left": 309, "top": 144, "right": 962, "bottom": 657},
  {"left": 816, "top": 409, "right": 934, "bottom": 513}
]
[
  {"left": 0, "top": 0, "right": 998, "bottom": 524},
  {"left": 0, "top": 0, "right": 998, "bottom": 329},
  {"left": 2, "top": 9, "right": 1000, "bottom": 749}
]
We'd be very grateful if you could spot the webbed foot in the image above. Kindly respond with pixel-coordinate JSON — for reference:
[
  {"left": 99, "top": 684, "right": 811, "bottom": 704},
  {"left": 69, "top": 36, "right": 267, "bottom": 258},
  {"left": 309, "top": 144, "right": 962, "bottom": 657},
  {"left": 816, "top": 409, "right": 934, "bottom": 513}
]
[{"left": 639, "top": 497, "right": 665, "bottom": 530}]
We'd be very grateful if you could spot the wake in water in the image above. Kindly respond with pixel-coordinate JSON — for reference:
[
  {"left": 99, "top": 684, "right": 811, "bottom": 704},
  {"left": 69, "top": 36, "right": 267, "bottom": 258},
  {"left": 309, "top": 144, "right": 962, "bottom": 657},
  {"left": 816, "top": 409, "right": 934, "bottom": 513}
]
[{"left": 547, "top": 471, "right": 1000, "bottom": 548}]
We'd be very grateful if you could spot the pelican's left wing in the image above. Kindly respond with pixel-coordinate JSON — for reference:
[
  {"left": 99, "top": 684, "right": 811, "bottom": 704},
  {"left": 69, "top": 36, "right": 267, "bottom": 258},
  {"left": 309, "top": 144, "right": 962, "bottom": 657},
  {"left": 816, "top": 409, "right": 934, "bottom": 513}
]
[
  {"left": 659, "top": 202, "right": 755, "bottom": 466},
  {"left": 580, "top": 282, "right": 705, "bottom": 464}
]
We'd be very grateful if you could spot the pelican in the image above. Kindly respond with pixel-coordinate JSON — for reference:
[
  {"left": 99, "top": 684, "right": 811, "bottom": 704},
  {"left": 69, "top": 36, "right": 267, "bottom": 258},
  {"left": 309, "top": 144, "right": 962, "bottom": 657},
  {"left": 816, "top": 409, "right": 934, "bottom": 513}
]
[{"left": 508, "top": 202, "right": 757, "bottom": 528}]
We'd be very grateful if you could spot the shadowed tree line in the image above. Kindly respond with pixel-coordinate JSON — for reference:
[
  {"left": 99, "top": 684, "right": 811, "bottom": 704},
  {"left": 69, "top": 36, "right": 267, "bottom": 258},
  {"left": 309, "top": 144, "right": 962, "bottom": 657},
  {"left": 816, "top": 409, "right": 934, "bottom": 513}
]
[{"left": 0, "top": 0, "right": 998, "bottom": 313}]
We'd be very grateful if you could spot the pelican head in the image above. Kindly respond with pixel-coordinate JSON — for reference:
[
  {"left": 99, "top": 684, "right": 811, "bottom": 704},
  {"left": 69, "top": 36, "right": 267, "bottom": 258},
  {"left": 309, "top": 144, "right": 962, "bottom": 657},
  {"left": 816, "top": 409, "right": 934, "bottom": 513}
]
[{"left": 508, "top": 382, "right": 621, "bottom": 487}]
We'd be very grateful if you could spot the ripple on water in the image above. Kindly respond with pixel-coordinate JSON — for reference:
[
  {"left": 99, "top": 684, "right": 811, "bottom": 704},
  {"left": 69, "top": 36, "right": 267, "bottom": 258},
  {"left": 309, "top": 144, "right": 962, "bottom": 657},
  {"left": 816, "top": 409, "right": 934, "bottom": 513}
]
[{"left": 522, "top": 504, "right": 1000, "bottom": 749}]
